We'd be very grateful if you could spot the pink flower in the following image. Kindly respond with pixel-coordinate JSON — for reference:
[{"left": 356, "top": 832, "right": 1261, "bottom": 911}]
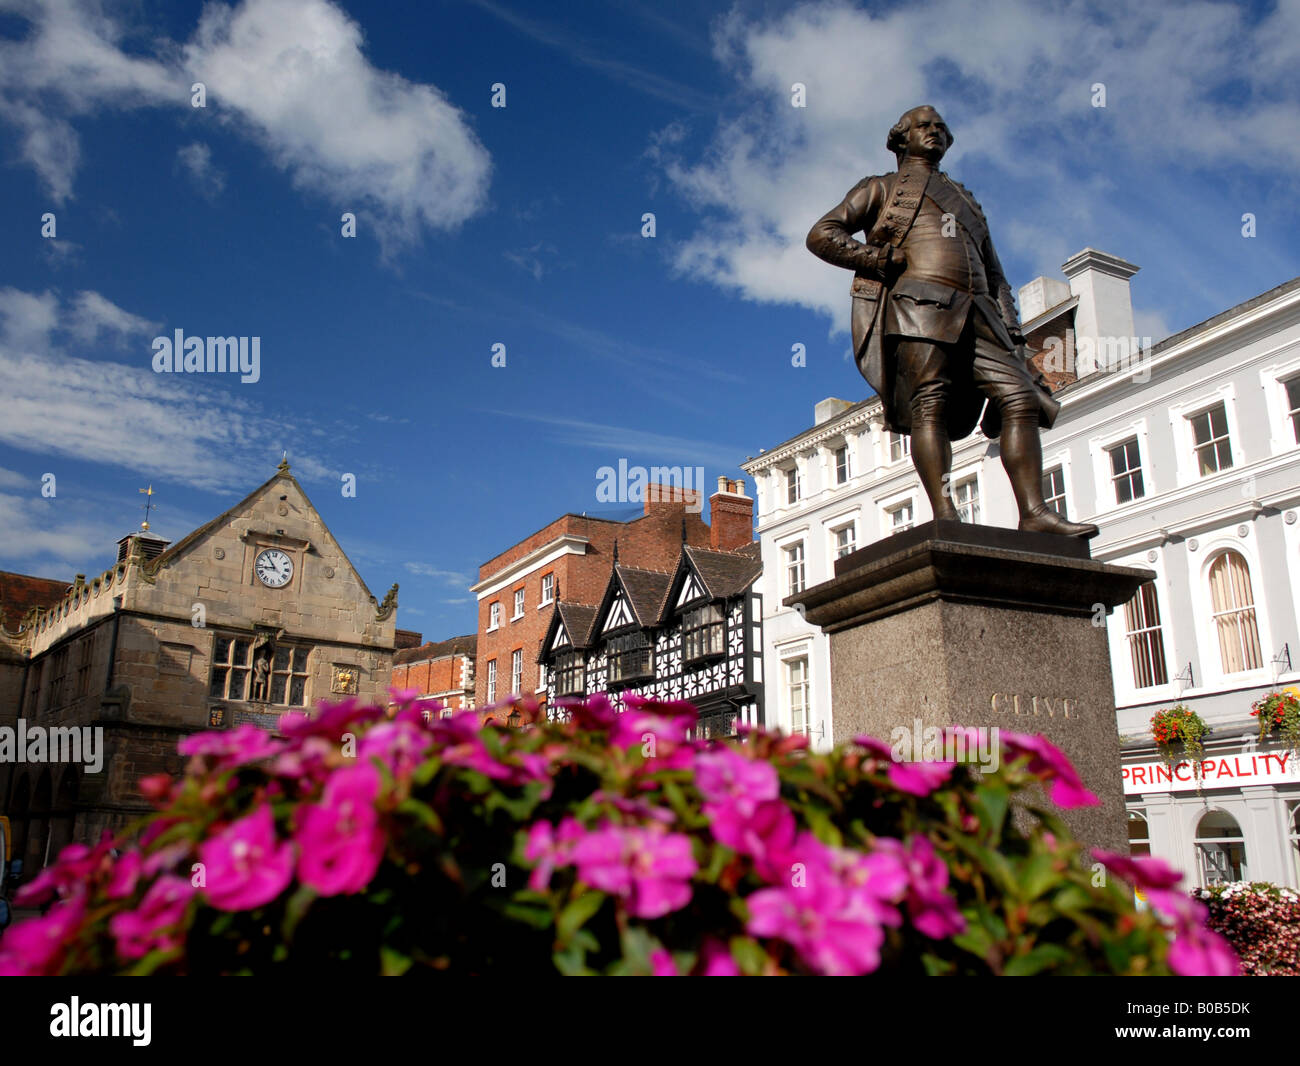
[
  {"left": 280, "top": 699, "right": 384, "bottom": 740},
  {"left": 524, "top": 817, "right": 585, "bottom": 891},
  {"left": 179, "top": 723, "right": 284, "bottom": 768},
  {"left": 387, "top": 686, "right": 421, "bottom": 709},
  {"left": 706, "top": 798, "right": 797, "bottom": 879},
  {"left": 852, "top": 735, "right": 894, "bottom": 760},
  {"left": 876, "top": 836, "right": 966, "bottom": 938},
  {"left": 108, "top": 875, "right": 195, "bottom": 960},
  {"left": 0, "top": 892, "right": 86, "bottom": 976},
  {"left": 198, "top": 804, "right": 295, "bottom": 911},
  {"left": 1092, "top": 849, "right": 1183, "bottom": 891},
  {"left": 610, "top": 704, "right": 696, "bottom": 771},
  {"left": 1001, "top": 732, "right": 1100, "bottom": 808},
  {"left": 562, "top": 693, "right": 618, "bottom": 731},
  {"left": 359, "top": 719, "right": 432, "bottom": 779},
  {"left": 650, "top": 949, "right": 679, "bottom": 976},
  {"left": 745, "top": 832, "right": 907, "bottom": 976},
  {"left": 105, "top": 850, "right": 143, "bottom": 900},
  {"left": 1167, "top": 919, "right": 1241, "bottom": 976},
  {"left": 270, "top": 735, "right": 336, "bottom": 785},
  {"left": 296, "top": 763, "right": 386, "bottom": 896},
  {"left": 570, "top": 823, "right": 697, "bottom": 919},
  {"left": 695, "top": 748, "right": 779, "bottom": 809},
  {"left": 14, "top": 835, "right": 113, "bottom": 907},
  {"left": 699, "top": 938, "right": 742, "bottom": 976},
  {"left": 887, "top": 761, "right": 956, "bottom": 797}
]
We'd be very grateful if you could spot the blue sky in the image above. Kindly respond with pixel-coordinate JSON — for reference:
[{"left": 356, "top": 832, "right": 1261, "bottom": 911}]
[{"left": 1, "top": 0, "right": 1297, "bottom": 639}]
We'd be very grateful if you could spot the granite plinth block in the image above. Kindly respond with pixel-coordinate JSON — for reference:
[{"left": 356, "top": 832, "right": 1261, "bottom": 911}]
[{"left": 793, "top": 521, "right": 1152, "bottom": 854}]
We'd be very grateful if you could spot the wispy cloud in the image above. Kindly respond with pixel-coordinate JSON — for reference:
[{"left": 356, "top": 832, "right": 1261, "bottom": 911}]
[
  {"left": 405, "top": 561, "right": 472, "bottom": 587},
  {"left": 176, "top": 141, "right": 226, "bottom": 199},
  {"left": 466, "top": 0, "right": 716, "bottom": 112},
  {"left": 484, "top": 410, "right": 748, "bottom": 474}
]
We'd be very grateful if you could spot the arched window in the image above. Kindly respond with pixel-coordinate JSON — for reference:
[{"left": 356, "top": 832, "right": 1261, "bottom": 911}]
[
  {"left": 1195, "top": 809, "right": 1248, "bottom": 886},
  {"left": 1207, "top": 550, "right": 1263, "bottom": 673},
  {"left": 1127, "top": 809, "right": 1151, "bottom": 858}
]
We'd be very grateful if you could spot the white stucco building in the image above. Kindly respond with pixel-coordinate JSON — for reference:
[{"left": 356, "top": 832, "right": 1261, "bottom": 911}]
[{"left": 742, "top": 253, "right": 1300, "bottom": 889}]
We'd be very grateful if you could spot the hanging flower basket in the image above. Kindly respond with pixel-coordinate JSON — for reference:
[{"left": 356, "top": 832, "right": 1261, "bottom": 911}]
[
  {"left": 1250, "top": 691, "right": 1300, "bottom": 760},
  {"left": 1151, "top": 705, "right": 1209, "bottom": 781}
]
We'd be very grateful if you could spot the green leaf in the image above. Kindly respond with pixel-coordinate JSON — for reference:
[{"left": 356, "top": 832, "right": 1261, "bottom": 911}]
[
  {"left": 281, "top": 883, "right": 318, "bottom": 941},
  {"left": 396, "top": 797, "right": 443, "bottom": 833},
  {"left": 1017, "top": 853, "right": 1059, "bottom": 901},
  {"left": 1003, "top": 944, "right": 1072, "bottom": 976},
  {"left": 381, "top": 945, "right": 414, "bottom": 976},
  {"left": 971, "top": 783, "right": 1010, "bottom": 837},
  {"left": 557, "top": 889, "right": 605, "bottom": 943}
]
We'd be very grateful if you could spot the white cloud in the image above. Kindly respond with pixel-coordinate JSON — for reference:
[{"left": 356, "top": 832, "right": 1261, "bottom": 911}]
[
  {"left": 184, "top": 0, "right": 490, "bottom": 248},
  {"left": 0, "top": 0, "right": 491, "bottom": 245},
  {"left": 0, "top": 491, "right": 116, "bottom": 575},
  {"left": 176, "top": 141, "right": 226, "bottom": 199},
  {"left": 656, "top": 0, "right": 1300, "bottom": 331},
  {"left": 0, "top": 288, "right": 332, "bottom": 493}
]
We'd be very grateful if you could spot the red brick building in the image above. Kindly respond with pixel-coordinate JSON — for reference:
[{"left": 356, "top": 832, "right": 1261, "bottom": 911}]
[
  {"left": 390, "top": 633, "right": 475, "bottom": 711},
  {"left": 471, "top": 479, "right": 753, "bottom": 710}
]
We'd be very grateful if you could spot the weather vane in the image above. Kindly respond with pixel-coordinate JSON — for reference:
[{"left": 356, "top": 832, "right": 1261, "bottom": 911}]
[{"left": 139, "top": 484, "right": 157, "bottom": 531}]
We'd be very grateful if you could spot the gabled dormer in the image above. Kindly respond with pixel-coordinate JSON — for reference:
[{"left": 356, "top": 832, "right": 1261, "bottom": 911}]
[{"left": 591, "top": 563, "right": 669, "bottom": 686}]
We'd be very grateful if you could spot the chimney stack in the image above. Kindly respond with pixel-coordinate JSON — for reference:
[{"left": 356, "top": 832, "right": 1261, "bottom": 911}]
[
  {"left": 1061, "top": 248, "right": 1140, "bottom": 374},
  {"left": 709, "top": 478, "right": 753, "bottom": 551}
]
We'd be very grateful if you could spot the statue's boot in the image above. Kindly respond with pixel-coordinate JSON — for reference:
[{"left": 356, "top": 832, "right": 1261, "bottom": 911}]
[
  {"left": 1001, "top": 419, "right": 1100, "bottom": 539},
  {"left": 911, "top": 420, "right": 959, "bottom": 521},
  {"left": 1019, "top": 505, "right": 1100, "bottom": 539}
]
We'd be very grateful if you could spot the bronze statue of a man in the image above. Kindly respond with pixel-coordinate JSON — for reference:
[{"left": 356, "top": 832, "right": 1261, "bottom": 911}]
[{"left": 807, "top": 105, "right": 1097, "bottom": 538}]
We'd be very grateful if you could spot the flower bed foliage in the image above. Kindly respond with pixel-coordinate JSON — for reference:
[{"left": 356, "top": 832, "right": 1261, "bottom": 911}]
[
  {"left": 1151, "top": 705, "right": 1210, "bottom": 778},
  {"left": 0, "top": 694, "right": 1238, "bottom": 976},
  {"left": 1193, "top": 882, "right": 1300, "bottom": 976},
  {"left": 1250, "top": 691, "right": 1300, "bottom": 759}
]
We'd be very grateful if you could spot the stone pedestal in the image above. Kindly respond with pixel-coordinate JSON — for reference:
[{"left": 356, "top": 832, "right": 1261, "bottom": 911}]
[{"left": 794, "top": 520, "right": 1152, "bottom": 854}]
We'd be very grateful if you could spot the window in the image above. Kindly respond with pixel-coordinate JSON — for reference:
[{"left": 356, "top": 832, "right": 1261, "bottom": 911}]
[
  {"left": 511, "top": 649, "right": 523, "bottom": 693},
  {"left": 1122, "top": 582, "right": 1168, "bottom": 688},
  {"left": 1189, "top": 402, "right": 1233, "bottom": 476},
  {"left": 1128, "top": 811, "right": 1151, "bottom": 859},
  {"left": 209, "top": 635, "right": 252, "bottom": 700},
  {"left": 513, "top": 588, "right": 525, "bottom": 619},
  {"left": 886, "top": 501, "right": 913, "bottom": 533},
  {"left": 786, "top": 657, "right": 810, "bottom": 735},
  {"left": 834, "top": 523, "right": 857, "bottom": 558},
  {"left": 785, "top": 467, "right": 801, "bottom": 504},
  {"left": 834, "top": 445, "right": 850, "bottom": 484},
  {"left": 1042, "top": 466, "right": 1068, "bottom": 517},
  {"left": 1195, "top": 810, "right": 1248, "bottom": 886},
  {"left": 889, "top": 432, "right": 910, "bottom": 463},
  {"left": 75, "top": 638, "right": 92, "bottom": 697},
  {"left": 1207, "top": 550, "right": 1263, "bottom": 673},
  {"left": 49, "top": 646, "right": 69, "bottom": 709},
  {"left": 684, "top": 603, "right": 724, "bottom": 661},
  {"left": 269, "top": 645, "right": 311, "bottom": 707},
  {"left": 487, "top": 659, "right": 497, "bottom": 702},
  {"left": 1107, "top": 438, "right": 1145, "bottom": 504},
  {"left": 554, "top": 650, "right": 584, "bottom": 696},
  {"left": 541, "top": 573, "right": 555, "bottom": 605},
  {"left": 1290, "top": 803, "right": 1300, "bottom": 887},
  {"left": 488, "top": 602, "right": 501, "bottom": 630},
  {"left": 785, "top": 542, "right": 805, "bottom": 596},
  {"left": 608, "top": 631, "right": 653, "bottom": 683},
  {"left": 1286, "top": 377, "right": 1300, "bottom": 444},
  {"left": 951, "top": 477, "right": 980, "bottom": 523},
  {"left": 537, "top": 661, "right": 548, "bottom": 691}
]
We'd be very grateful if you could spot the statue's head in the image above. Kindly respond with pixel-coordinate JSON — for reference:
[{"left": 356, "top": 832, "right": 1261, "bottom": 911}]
[{"left": 887, "top": 105, "right": 952, "bottom": 164}]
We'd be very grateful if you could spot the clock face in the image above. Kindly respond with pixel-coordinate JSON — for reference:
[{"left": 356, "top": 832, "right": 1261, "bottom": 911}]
[{"left": 254, "top": 548, "right": 293, "bottom": 588}]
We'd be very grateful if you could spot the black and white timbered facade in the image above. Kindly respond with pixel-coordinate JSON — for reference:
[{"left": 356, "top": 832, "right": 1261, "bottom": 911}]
[{"left": 539, "top": 542, "right": 764, "bottom": 738}]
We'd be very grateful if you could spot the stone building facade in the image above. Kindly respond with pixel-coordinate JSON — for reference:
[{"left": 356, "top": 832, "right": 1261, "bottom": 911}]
[{"left": 0, "top": 461, "right": 397, "bottom": 870}]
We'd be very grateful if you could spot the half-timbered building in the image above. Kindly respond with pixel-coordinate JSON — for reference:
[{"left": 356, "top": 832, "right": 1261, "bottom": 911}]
[{"left": 539, "top": 541, "right": 764, "bottom": 739}]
